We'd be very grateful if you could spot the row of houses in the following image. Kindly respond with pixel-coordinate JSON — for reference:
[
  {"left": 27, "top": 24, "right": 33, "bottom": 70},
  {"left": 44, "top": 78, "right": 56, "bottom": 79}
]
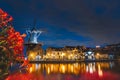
[
  {"left": 43, "top": 46, "right": 113, "bottom": 60},
  {"left": 26, "top": 43, "right": 120, "bottom": 61},
  {"left": 44, "top": 46, "right": 85, "bottom": 60}
]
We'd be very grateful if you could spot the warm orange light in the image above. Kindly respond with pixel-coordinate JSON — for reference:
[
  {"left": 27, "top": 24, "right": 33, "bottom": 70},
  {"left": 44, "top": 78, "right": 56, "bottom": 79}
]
[
  {"left": 29, "top": 67, "right": 33, "bottom": 73},
  {"left": 97, "top": 53, "right": 100, "bottom": 56},
  {"left": 47, "top": 67, "right": 50, "bottom": 74},
  {"left": 98, "top": 64, "right": 103, "bottom": 77},
  {"left": 61, "top": 65, "right": 65, "bottom": 73},
  {"left": 98, "top": 70, "right": 103, "bottom": 77},
  {"left": 21, "top": 33, "right": 26, "bottom": 38},
  {"left": 89, "top": 66, "right": 93, "bottom": 74},
  {"left": 30, "top": 54, "right": 33, "bottom": 57}
]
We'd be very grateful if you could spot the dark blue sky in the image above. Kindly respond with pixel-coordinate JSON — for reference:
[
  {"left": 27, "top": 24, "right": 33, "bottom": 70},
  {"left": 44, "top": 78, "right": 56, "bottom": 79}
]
[{"left": 1, "top": 0, "right": 120, "bottom": 49}]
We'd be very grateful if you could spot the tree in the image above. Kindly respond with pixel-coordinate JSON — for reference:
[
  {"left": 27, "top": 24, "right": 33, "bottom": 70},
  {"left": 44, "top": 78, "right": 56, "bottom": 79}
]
[{"left": 0, "top": 8, "right": 26, "bottom": 76}]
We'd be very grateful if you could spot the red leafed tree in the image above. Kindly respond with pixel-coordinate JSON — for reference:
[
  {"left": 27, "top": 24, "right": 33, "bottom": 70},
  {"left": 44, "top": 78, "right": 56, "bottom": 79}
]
[{"left": 0, "top": 8, "right": 26, "bottom": 62}]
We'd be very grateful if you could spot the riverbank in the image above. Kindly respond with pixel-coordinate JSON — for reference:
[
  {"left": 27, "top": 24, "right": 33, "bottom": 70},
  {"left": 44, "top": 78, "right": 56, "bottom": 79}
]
[{"left": 28, "top": 59, "right": 118, "bottom": 63}]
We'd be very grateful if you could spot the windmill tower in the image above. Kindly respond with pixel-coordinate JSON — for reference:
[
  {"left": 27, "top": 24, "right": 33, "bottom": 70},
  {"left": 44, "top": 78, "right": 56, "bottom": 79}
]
[
  {"left": 24, "top": 21, "right": 44, "bottom": 61},
  {"left": 26, "top": 26, "right": 42, "bottom": 43}
]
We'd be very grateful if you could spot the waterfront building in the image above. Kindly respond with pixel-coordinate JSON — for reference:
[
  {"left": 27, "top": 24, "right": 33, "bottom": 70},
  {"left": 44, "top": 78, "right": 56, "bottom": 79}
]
[
  {"left": 94, "top": 53, "right": 109, "bottom": 60},
  {"left": 64, "top": 46, "right": 82, "bottom": 60},
  {"left": 45, "top": 46, "right": 86, "bottom": 60},
  {"left": 106, "top": 43, "right": 120, "bottom": 57},
  {"left": 85, "top": 51, "right": 95, "bottom": 60},
  {"left": 45, "top": 47, "right": 64, "bottom": 60}
]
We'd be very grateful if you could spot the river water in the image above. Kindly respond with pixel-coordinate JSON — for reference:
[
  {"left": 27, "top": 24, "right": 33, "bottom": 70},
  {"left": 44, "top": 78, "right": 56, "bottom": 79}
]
[{"left": 6, "top": 61, "right": 120, "bottom": 80}]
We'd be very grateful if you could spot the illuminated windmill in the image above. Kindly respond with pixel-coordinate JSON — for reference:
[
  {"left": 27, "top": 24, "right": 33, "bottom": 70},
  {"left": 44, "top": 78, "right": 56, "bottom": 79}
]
[
  {"left": 26, "top": 27, "right": 42, "bottom": 43},
  {"left": 25, "top": 20, "right": 44, "bottom": 61},
  {"left": 26, "top": 20, "right": 43, "bottom": 43}
]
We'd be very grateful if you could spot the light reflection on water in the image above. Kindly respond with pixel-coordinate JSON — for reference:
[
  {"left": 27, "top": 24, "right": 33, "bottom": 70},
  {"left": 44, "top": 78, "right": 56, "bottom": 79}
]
[
  {"left": 6, "top": 62, "right": 120, "bottom": 80},
  {"left": 28, "top": 62, "right": 111, "bottom": 75}
]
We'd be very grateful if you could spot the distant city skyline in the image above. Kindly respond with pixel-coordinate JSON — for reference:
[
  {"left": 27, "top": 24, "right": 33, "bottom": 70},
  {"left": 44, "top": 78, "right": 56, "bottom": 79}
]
[{"left": 0, "top": 0, "right": 120, "bottom": 49}]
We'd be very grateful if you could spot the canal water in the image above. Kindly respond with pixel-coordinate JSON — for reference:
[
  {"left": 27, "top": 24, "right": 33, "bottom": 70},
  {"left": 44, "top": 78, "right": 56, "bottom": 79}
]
[{"left": 6, "top": 61, "right": 120, "bottom": 80}]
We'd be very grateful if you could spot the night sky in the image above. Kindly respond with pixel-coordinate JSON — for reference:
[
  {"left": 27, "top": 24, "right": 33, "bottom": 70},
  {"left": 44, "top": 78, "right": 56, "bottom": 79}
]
[{"left": 1, "top": 0, "right": 120, "bottom": 49}]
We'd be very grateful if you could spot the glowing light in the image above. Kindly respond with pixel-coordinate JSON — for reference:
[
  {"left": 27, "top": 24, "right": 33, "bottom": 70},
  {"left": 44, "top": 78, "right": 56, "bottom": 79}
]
[
  {"left": 61, "top": 53, "right": 65, "bottom": 56},
  {"left": 35, "top": 64, "right": 39, "bottom": 70},
  {"left": 89, "top": 65, "right": 93, "bottom": 74},
  {"left": 88, "top": 51, "right": 92, "bottom": 54},
  {"left": 98, "top": 64, "right": 103, "bottom": 77},
  {"left": 30, "top": 54, "right": 33, "bottom": 57},
  {"left": 51, "top": 64, "right": 54, "bottom": 71},
  {"left": 61, "top": 65, "right": 65, "bottom": 73},
  {"left": 47, "top": 67, "right": 50, "bottom": 74},
  {"left": 97, "top": 53, "right": 100, "bottom": 56},
  {"left": 70, "top": 65, "right": 74, "bottom": 73},
  {"left": 96, "top": 45, "right": 100, "bottom": 48},
  {"left": 86, "top": 66, "right": 88, "bottom": 72},
  {"left": 98, "top": 70, "right": 103, "bottom": 77},
  {"left": 25, "top": 57, "right": 27, "bottom": 60},
  {"left": 29, "top": 67, "right": 33, "bottom": 73},
  {"left": 21, "top": 33, "right": 26, "bottom": 38}
]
